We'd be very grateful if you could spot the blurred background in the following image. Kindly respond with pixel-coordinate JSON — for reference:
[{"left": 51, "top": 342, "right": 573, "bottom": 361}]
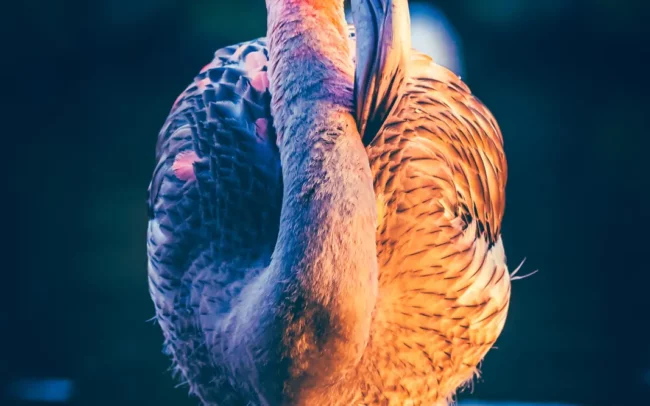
[{"left": 4, "top": 0, "right": 649, "bottom": 405}]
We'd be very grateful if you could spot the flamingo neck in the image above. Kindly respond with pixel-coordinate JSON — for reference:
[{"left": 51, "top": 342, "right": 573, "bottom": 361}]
[
  {"left": 266, "top": 0, "right": 354, "bottom": 144},
  {"left": 259, "top": 0, "right": 378, "bottom": 400}
]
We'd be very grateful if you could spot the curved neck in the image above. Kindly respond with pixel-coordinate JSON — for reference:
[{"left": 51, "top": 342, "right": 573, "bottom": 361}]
[
  {"left": 264, "top": 0, "right": 378, "bottom": 400},
  {"left": 266, "top": 0, "right": 354, "bottom": 145}
]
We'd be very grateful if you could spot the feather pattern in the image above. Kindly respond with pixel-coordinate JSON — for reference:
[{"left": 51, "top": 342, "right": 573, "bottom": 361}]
[
  {"left": 356, "top": 53, "right": 509, "bottom": 404},
  {"left": 148, "top": 25, "right": 509, "bottom": 405},
  {"left": 147, "top": 38, "right": 282, "bottom": 404}
]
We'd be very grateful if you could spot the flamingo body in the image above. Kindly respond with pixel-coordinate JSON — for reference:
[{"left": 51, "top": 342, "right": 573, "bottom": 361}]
[{"left": 148, "top": 23, "right": 509, "bottom": 405}]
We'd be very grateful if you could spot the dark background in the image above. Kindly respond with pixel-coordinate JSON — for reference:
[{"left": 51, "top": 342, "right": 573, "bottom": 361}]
[{"left": 4, "top": 1, "right": 649, "bottom": 405}]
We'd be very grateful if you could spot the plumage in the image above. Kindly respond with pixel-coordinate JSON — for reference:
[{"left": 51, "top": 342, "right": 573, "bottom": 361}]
[{"left": 147, "top": 1, "right": 510, "bottom": 404}]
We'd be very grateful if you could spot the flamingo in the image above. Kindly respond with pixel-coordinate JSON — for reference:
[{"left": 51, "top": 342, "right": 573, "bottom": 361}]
[{"left": 147, "top": 0, "right": 510, "bottom": 404}]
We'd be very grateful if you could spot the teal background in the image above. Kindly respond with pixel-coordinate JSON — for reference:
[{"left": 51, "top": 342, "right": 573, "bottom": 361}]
[{"left": 4, "top": 1, "right": 649, "bottom": 405}]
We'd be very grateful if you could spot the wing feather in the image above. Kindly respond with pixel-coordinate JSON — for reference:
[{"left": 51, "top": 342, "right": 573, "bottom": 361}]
[
  {"left": 146, "top": 38, "right": 281, "bottom": 404},
  {"left": 358, "top": 51, "right": 510, "bottom": 403}
]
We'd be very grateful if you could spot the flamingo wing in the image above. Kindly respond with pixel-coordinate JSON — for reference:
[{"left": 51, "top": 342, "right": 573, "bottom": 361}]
[
  {"left": 146, "top": 39, "right": 282, "bottom": 404},
  {"left": 357, "top": 53, "right": 510, "bottom": 403}
]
